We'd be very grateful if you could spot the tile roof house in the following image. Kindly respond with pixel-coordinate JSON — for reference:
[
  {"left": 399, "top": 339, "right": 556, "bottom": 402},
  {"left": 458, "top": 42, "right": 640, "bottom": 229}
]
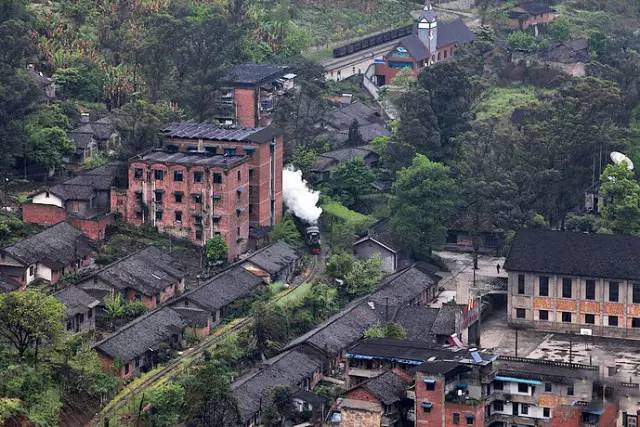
[
  {"left": 53, "top": 286, "right": 100, "bottom": 334},
  {"left": 310, "top": 145, "right": 380, "bottom": 184},
  {"left": 0, "top": 222, "right": 93, "bottom": 286},
  {"left": 541, "top": 38, "right": 589, "bottom": 77},
  {"left": 368, "top": 265, "right": 439, "bottom": 307},
  {"left": 242, "top": 241, "right": 301, "bottom": 283},
  {"left": 0, "top": 272, "right": 21, "bottom": 293},
  {"left": 76, "top": 246, "right": 185, "bottom": 311},
  {"left": 353, "top": 218, "right": 410, "bottom": 273},
  {"left": 67, "top": 114, "right": 120, "bottom": 163},
  {"left": 26, "top": 64, "right": 56, "bottom": 101},
  {"left": 507, "top": 1, "right": 556, "bottom": 31},
  {"left": 392, "top": 304, "right": 462, "bottom": 344}
]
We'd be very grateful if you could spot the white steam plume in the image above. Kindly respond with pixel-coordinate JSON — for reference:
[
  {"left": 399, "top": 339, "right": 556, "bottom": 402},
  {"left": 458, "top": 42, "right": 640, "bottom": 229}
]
[{"left": 283, "top": 166, "right": 322, "bottom": 224}]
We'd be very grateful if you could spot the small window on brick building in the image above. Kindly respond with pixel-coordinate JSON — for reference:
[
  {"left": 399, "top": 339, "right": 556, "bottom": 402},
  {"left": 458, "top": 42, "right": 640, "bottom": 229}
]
[
  {"left": 245, "top": 148, "right": 255, "bottom": 156},
  {"left": 155, "top": 210, "right": 163, "bottom": 221},
  {"left": 562, "top": 312, "right": 572, "bottom": 323},
  {"left": 544, "top": 382, "right": 552, "bottom": 392},
  {"left": 237, "top": 170, "right": 241, "bottom": 181},
  {"left": 237, "top": 227, "right": 241, "bottom": 237},
  {"left": 539, "top": 310, "right": 549, "bottom": 321},
  {"left": 134, "top": 168, "right": 143, "bottom": 179},
  {"left": 633, "top": 283, "right": 640, "bottom": 304},
  {"left": 585, "top": 314, "right": 595, "bottom": 324},
  {"left": 539, "top": 276, "right": 549, "bottom": 296},
  {"left": 567, "top": 385, "right": 574, "bottom": 396},
  {"left": 543, "top": 408, "right": 550, "bottom": 418},
  {"left": 154, "top": 169, "right": 164, "bottom": 180},
  {"left": 174, "top": 192, "right": 183, "bottom": 203},
  {"left": 174, "top": 170, "right": 183, "bottom": 181},
  {"left": 195, "top": 228, "right": 203, "bottom": 240},
  {"left": 609, "top": 315, "right": 618, "bottom": 327},
  {"left": 224, "top": 148, "right": 236, "bottom": 156},
  {"left": 175, "top": 211, "right": 182, "bottom": 222},
  {"left": 154, "top": 190, "right": 163, "bottom": 203},
  {"left": 562, "top": 278, "right": 572, "bottom": 298},
  {"left": 609, "top": 281, "right": 619, "bottom": 302},
  {"left": 452, "top": 413, "right": 460, "bottom": 424},
  {"left": 213, "top": 173, "right": 222, "bottom": 184},
  {"left": 516, "top": 308, "right": 526, "bottom": 319},
  {"left": 425, "top": 379, "right": 436, "bottom": 391},
  {"left": 465, "top": 415, "right": 474, "bottom": 425},
  {"left": 518, "top": 383, "right": 528, "bottom": 393},
  {"left": 517, "top": 274, "right": 525, "bottom": 294},
  {"left": 633, "top": 318, "right": 640, "bottom": 328},
  {"left": 585, "top": 279, "right": 596, "bottom": 300},
  {"left": 192, "top": 193, "right": 202, "bottom": 204},
  {"left": 193, "top": 171, "right": 204, "bottom": 183},
  {"left": 249, "top": 169, "right": 255, "bottom": 178}
]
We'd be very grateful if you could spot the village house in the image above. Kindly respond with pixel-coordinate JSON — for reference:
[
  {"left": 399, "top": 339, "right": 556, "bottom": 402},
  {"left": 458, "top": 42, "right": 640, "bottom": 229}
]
[
  {"left": 504, "top": 230, "right": 640, "bottom": 340},
  {"left": 0, "top": 222, "right": 93, "bottom": 286},
  {"left": 316, "top": 100, "right": 390, "bottom": 145},
  {"left": 94, "top": 305, "right": 210, "bottom": 379},
  {"left": 241, "top": 240, "right": 301, "bottom": 283},
  {"left": 367, "top": 3, "right": 475, "bottom": 88},
  {"left": 53, "top": 286, "right": 100, "bottom": 334},
  {"left": 506, "top": 1, "right": 556, "bottom": 33},
  {"left": 66, "top": 113, "right": 120, "bottom": 164},
  {"left": 26, "top": 64, "right": 55, "bottom": 101},
  {"left": 291, "top": 389, "right": 329, "bottom": 424},
  {"left": 310, "top": 145, "right": 380, "bottom": 184},
  {"left": 76, "top": 246, "right": 185, "bottom": 311},
  {"left": 0, "top": 272, "right": 21, "bottom": 293},
  {"left": 353, "top": 218, "right": 408, "bottom": 273},
  {"left": 23, "top": 162, "right": 124, "bottom": 240},
  {"left": 541, "top": 38, "right": 589, "bottom": 77},
  {"left": 215, "top": 63, "right": 297, "bottom": 127}
]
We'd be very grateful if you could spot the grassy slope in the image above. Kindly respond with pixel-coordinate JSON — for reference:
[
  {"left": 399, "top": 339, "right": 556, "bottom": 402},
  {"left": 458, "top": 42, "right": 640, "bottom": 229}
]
[{"left": 473, "top": 86, "right": 540, "bottom": 122}]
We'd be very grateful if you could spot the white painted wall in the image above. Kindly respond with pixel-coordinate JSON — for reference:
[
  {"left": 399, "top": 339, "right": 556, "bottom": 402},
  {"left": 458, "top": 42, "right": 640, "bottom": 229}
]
[
  {"left": 35, "top": 263, "right": 52, "bottom": 282},
  {"left": 32, "top": 192, "right": 63, "bottom": 208}
]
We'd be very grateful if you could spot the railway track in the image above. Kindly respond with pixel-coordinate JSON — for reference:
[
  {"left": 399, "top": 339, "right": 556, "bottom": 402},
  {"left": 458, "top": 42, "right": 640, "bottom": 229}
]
[{"left": 90, "top": 254, "right": 320, "bottom": 426}]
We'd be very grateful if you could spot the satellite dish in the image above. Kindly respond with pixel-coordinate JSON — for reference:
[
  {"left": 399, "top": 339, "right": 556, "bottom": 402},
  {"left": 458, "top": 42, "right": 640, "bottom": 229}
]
[{"left": 610, "top": 152, "right": 634, "bottom": 170}]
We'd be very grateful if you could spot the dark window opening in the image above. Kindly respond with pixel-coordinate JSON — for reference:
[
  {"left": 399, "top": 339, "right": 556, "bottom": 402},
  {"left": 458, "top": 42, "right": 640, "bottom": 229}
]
[
  {"left": 493, "top": 401, "right": 504, "bottom": 411},
  {"left": 543, "top": 408, "right": 550, "bottom": 417},
  {"left": 175, "top": 211, "right": 182, "bottom": 222},
  {"left": 517, "top": 274, "right": 525, "bottom": 294},
  {"left": 174, "top": 170, "right": 183, "bottom": 181},
  {"left": 518, "top": 383, "right": 528, "bottom": 393},
  {"left": 425, "top": 381, "right": 435, "bottom": 391},
  {"left": 193, "top": 171, "right": 204, "bottom": 183},
  {"left": 585, "top": 314, "right": 595, "bottom": 324},
  {"left": 609, "top": 281, "right": 619, "bottom": 302},
  {"left": 539, "top": 276, "right": 549, "bottom": 296},
  {"left": 633, "top": 283, "right": 640, "bottom": 304},
  {"left": 567, "top": 385, "right": 574, "bottom": 396},
  {"left": 192, "top": 193, "right": 203, "bottom": 204},
  {"left": 154, "top": 169, "right": 164, "bottom": 180},
  {"left": 224, "top": 148, "right": 236, "bottom": 156},
  {"left": 155, "top": 210, "right": 163, "bottom": 221},
  {"left": 493, "top": 381, "right": 503, "bottom": 391},
  {"left": 516, "top": 308, "right": 526, "bottom": 319},
  {"left": 586, "top": 280, "right": 596, "bottom": 300},
  {"left": 154, "top": 191, "right": 163, "bottom": 203},
  {"left": 134, "top": 168, "right": 143, "bottom": 179},
  {"left": 562, "top": 278, "right": 572, "bottom": 298},
  {"left": 562, "top": 312, "right": 572, "bottom": 323},
  {"left": 452, "top": 413, "right": 460, "bottom": 424},
  {"left": 539, "top": 310, "right": 549, "bottom": 321},
  {"left": 174, "top": 192, "right": 183, "bottom": 203},
  {"left": 609, "top": 315, "right": 618, "bottom": 327},
  {"left": 544, "top": 383, "right": 552, "bottom": 392},
  {"left": 213, "top": 173, "right": 222, "bottom": 184},
  {"left": 465, "top": 415, "right": 474, "bottom": 425},
  {"left": 237, "top": 170, "right": 241, "bottom": 181},
  {"left": 633, "top": 318, "right": 640, "bottom": 328},
  {"left": 521, "top": 404, "right": 529, "bottom": 415}
]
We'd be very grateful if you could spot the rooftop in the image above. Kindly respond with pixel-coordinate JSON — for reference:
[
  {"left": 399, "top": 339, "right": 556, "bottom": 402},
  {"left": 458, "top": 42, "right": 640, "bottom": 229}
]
[
  {"left": 0, "top": 273, "right": 20, "bottom": 293},
  {"left": 2, "top": 222, "right": 91, "bottom": 269},
  {"left": 512, "top": 1, "right": 556, "bottom": 16},
  {"left": 52, "top": 286, "right": 100, "bottom": 318},
  {"left": 504, "top": 229, "right": 640, "bottom": 281},
  {"left": 243, "top": 241, "right": 300, "bottom": 276},
  {"left": 138, "top": 150, "right": 249, "bottom": 169},
  {"left": 393, "top": 304, "right": 459, "bottom": 341},
  {"left": 367, "top": 265, "right": 438, "bottom": 306},
  {"left": 161, "top": 122, "right": 280, "bottom": 143},
  {"left": 395, "top": 18, "right": 475, "bottom": 61},
  {"left": 224, "top": 63, "right": 289, "bottom": 86},
  {"left": 351, "top": 370, "right": 409, "bottom": 405}
]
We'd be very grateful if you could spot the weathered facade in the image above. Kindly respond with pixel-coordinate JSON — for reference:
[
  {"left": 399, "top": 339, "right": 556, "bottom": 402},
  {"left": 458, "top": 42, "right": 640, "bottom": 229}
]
[{"left": 53, "top": 286, "right": 100, "bottom": 334}]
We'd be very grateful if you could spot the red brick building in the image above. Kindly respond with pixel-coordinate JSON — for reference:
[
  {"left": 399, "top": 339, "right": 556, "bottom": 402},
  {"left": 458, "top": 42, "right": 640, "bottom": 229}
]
[
  {"left": 507, "top": 2, "right": 556, "bottom": 32},
  {"left": 216, "top": 64, "right": 297, "bottom": 127}
]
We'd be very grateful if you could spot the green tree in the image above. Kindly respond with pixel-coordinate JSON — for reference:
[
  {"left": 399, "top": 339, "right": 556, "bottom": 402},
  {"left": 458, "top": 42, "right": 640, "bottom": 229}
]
[
  {"left": 507, "top": 31, "right": 538, "bottom": 51},
  {"left": 182, "top": 360, "right": 241, "bottom": 427},
  {"left": 290, "top": 146, "right": 317, "bottom": 176},
  {"left": 599, "top": 162, "right": 640, "bottom": 234},
  {"left": 104, "top": 291, "right": 125, "bottom": 330},
  {"left": 343, "top": 257, "right": 382, "bottom": 297},
  {"left": 252, "top": 301, "right": 289, "bottom": 354},
  {"left": 546, "top": 18, "right": 571, "bottom": 42},
  {"left": 326, "top": 251, "right": 355, "bottom": 280},
  {"left": 364, "top": 322, "right": 407, "bottom": 339},
  {"left": 261, "top": 385, "right": 294, "bottom": 426},
  {"left": 329, "top": 159, "right": 375, "bottom": 209},
  {"left": 146, "top": 382, "right": 185, "bottom": 427},
  {"left": 269, "top": 214, "right": 302, "bottom": 245},
  {"left": 346, "top": 119, "right": 364, "bottom": 146},
  {"left": 25, "top": 126, "right": 73, "bottom": 172},
  {"left": 396, "top": 88, "right": 441, "bottom": 158},
  {"left": 391, "top": 154, "right": 458, "bottom": 258},
  {"left": 206, "top": 235, "right": 228, "bottom": 265},
  {"left": 0, "top": 291, "right": 64, "bottom": 362}
]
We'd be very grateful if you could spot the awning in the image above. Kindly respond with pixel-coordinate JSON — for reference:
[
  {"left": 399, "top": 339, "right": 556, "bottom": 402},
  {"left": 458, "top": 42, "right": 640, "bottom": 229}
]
[
  {"left": 421, "top": 401, "right": 433, "bottom": 409},
  {"left": 495, "top": 375, "right": 542, "bottom": 385},
  {"left": 424, "top": 378, "right": 436, "bottom": 384}
]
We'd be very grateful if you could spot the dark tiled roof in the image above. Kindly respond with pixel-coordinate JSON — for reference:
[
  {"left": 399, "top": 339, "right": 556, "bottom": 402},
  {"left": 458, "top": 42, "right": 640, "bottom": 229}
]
[
  {"left": 417, "top": 360, "right": 469, "bottom": 377},
  {"left": 232, "top": 348, "right": 323, "bottom": 422},
  {"left": 224, "top": 64, "right": 289, "bottom": 85},
  {"left": 66, "top": 163, "right": 121, "bottom": 190},
  {"left": 312, "top": 146, "right": 378, "bottom": 172},
  {"left": 514, "top": 1, "right": 555, "bottom": 15},
  {"left": 431, "top": 304, "right": 460, "bottom": 336},
  {"left": 94, "top": 307, "right": 187, "bottom": 362},
  {"left": 393, "top": 306, "right": 439, "bottom": 341},
  {"left": 323, "top": 102, "right": 383, "bottom": 130},
  {"left": 244, "top": 241, "right": 300, "bottom": 276},
  {"left": 2, "top": 222, "right": 91, "bottom": 269},
  {"left": 542, "top": 39, "right": 589, "bottom": 64},
  {"left": 69, "top": 118, "right": 116, "bottom": 143},
  {"left": 53, "top": 286, "right": 99, "bottom": 317},
  {"left": 179, "top": 265, "right": 263, "bottom": 312},
  {"left": 503, "top": 230, "right": 640, "bottom": 281},
  {"left": 368, "top": 265, "right": 437, "bottom": 306},
  {"left": 0, "top": 273, "right": 20, "bottom": 293},
  {"left": 171, "top": 306, "right": 210, "bottom": 327},
  {"left": 437, "top": 18, "right": 476, "bottom": 48},
  {"left": 49, "top": 183, "right": 95, "bottom": 201},
  {"left": 68, "top": 130, "right": 94, "bottom": 149},
  {"left": 161, "top": 122, "right": 281, "bottom": 143},
  {"left": 356, "top": 370, "right": 408, "bottom": 405},
  {"left": 92, "top": 246, "right": 184, "bottom": 296},
  {"left": 292, "top": 390, "right": 328, "bottom": 407},
  {"left": 139, "top": 150, "right": 249, "bottom": 169},
  {"left": 397, "top": 35, "right": 430, "bottom": 61},
  {"left": 494, "top": 356, "right": 599, "bottom": 382}
]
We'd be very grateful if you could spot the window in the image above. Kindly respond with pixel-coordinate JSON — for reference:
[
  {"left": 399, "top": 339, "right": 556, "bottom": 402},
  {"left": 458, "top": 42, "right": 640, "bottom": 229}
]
[
  {"left": 88, "top": 308, "right": 92, "bottom": 319},
  {"left": 134, "top": 168, "right": 143, "bottom": 179},
  {"left": 562, "top": 278, "right": 572, "bottom": 298},
  {"left": 195, "top": 228, "right": 203, "bottom": 240},
  {"left": 608, "top": 366, "right": 617, "bottom": 376},
  {"left": 585, "top": 314, "right": 595, "bottom": 324},
  {"left": 155, "top": 210, "right": 163, "bottom": 221},
  {"left": 493, "top": 381, "right": 503, "bottom": 391},
  {"left": 224, "top": 148, "right": 236, "bottom": 156},
  {"left": 444, "top": 50, "right": 448, "bottom": 59},
  {"left": 518, "top": 383, "right": 528, "bottom": 393},
  {"left": 517, "top": 274, "right": 525, "bottom": 294},
  {"left": 633, "top": 318, "right": 640, "bottom": 328},
  {"left": 493, "top": 401, "right": 504, "bottom": 411},
  {"left": 544, "top": 383, "right": 552, "bottom": 392},
  {"left": 465, "top": 415, "right": 474, "bottom": 425},
  {"left": 609, "top": 315, "right": 619, "bottom": 327},
  {"left": 45, "top": 191, "right": 50, "bottom": 198},
  {"left": 174, "top": 192, "right": 183, "bottom": 203},
  {"left": 634, "top": 283, "right": 640, "bottom": 304},
  {"left": 543, "top": 408, "right": 551, "bottom": 418},
  {"left": 29, "top": 265, "right": 35, "bottom": 276},
  {"left": 521, "top": 404, "right": 529, "bottom": 415},
  {"left": 193, "top": 171, "right": 203, "bottom": 183},
  {"left": 539, "top": 276, "right": 549, "bottom": 296},
  {"left": 175, "top": 211, "right": 182, "bottom": 222},
  {"left": 213, "top": 173, "right": 222, "bottom": 184},
  {"left": 567, "top": 385, "right": 574, "bottom": 395},
  {"left": 192, "top": 193, "right": 202, "bottom": 204},
  {"left": 154, "top": 190, "right": 163, "bottom": 203},
  {"left": 516, "top": 308, "right": 526, "bottom": 319},
  {"left": 124, "top": 363, "right": 130, "bottom": 375},
  {"left": 237, "top": 170, "right": 241, "bottom": 181},
  {"left": 586, "top": 280, "right": 596, "bottom": 300},
  {"left": 66, "top": 321, "right": 72, "bottom": 331},
  {"left": 154, "top": 169, "right": 164, "bottom": 180},
  {"left": 425, "top": 380, "right": 436, "bottom": 391},
  {"left": 452, "top": 413, "right": 460, "bottom": 424},
  {"left": 562, "top": 312, "right": 572, "bottom": 323},
  {"left": 174, "top": 170, "right": 183, "bottom": 181},
  {"left": 609, "top": 281, "right": 619, "bottom": 302},
  {"left": 245, "top": 148, "right": 255, "bottom": 156}
]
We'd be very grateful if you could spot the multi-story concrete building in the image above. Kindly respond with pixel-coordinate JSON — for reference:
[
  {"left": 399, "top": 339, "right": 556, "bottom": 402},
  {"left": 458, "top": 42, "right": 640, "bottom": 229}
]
[
  {"left": 505, "top": 230, "right": 640, "bottom": 339},
  {"left": 158, "top": 123, "right": 283, "bottom": 231},
  {"left": 215, "top": 63, "right": 297, "bottom": 127}
]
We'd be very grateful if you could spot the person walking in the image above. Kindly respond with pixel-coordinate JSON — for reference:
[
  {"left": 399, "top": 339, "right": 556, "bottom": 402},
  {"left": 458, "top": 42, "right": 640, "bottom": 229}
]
[{"left": 496, "top": 263, "right": 501, "bottom": 274}]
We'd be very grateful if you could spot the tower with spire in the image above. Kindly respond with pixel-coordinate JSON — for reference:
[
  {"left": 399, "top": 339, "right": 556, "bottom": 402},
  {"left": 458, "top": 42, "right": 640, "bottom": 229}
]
[{"left": 417, "top": 2, "right": 438, "bottom": 55}]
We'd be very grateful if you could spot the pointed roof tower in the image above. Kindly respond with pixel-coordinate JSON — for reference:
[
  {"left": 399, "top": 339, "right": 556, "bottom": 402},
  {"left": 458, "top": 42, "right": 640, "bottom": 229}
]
[{"left": 419, "top": 1, "right": 437, "bottom": 23}]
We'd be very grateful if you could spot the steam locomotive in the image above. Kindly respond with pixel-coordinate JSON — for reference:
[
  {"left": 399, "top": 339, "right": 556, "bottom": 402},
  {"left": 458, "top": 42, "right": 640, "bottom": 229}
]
[{"left": 290, "top": 213, "right": 321, "bottom": 254}]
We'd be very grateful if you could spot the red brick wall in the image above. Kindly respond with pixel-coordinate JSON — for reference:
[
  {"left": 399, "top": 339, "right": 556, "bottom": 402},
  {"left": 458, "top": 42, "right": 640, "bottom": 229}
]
[
  {"left": 22, "top": 203, "right": 66, "bottom": 226},
  {"left": 345, "top": 388, "right": 381, "bottom": 404},
  {"left": 445, "top": 402, "right": 485, "bottom": 427},
  {"left": 69, "top": 214, "right": 114, "bottom": 241},
  {"left": 235, "top": 88, "right": 258, "bottom": 127},
  {"left": 415, "top": 372, "right": 445, "bottom": 426},
  {"left": 126, "top": 288, "right": 157, "bottom": 310}
]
